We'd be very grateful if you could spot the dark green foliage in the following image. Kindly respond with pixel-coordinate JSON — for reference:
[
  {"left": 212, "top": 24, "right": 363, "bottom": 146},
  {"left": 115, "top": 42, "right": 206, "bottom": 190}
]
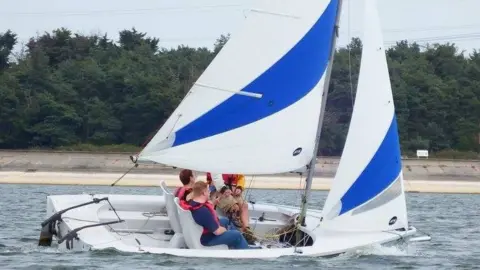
[
  {"left": 0, "top": 29, "right": 478, "bottom": 156},
  {"left": 324, "top": 38, "right": 479, "bottom": 156}
]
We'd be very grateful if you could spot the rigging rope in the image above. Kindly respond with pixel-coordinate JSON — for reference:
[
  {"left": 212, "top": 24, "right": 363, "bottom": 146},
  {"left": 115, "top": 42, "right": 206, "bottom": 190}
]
[
  {"left": 109, "top": 164, "right": 138, "bottom": 188},
  {"left": 244, "top": 174, "right": 255, "bottom": 201}
]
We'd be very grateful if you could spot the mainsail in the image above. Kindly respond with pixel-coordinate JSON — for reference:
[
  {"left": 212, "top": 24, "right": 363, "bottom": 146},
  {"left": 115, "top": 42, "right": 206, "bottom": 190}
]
[{"left": 138, "top": 0, "right": 339, "bottom": 174}]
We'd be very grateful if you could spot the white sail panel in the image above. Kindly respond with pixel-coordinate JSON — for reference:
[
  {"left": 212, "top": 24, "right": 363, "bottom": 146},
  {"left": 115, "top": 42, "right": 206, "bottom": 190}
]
[
  {"left": 320, "top": 0, "right": 408, "bottom": 232},
  {"left": 139, "top": 0, "right": 339, "bottom": 174}
]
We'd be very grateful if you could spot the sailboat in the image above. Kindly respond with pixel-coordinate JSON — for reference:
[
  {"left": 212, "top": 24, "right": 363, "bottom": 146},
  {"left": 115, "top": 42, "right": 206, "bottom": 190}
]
[{"left": 38, "top": 0, "right": 431, "bottom": 258}]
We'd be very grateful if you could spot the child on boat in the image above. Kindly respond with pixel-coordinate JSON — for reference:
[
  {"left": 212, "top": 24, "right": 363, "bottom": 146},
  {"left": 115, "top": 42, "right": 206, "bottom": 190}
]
[
  {"left": 174, "top": 169, "right": 196, "bottom": 201},
  {"left": 217, "top": 186, "right": 257, "bottom": 245}
]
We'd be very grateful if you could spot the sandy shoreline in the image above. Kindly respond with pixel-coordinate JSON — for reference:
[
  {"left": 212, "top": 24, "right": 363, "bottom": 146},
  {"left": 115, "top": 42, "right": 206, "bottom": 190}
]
[
  {"left": 1, "top": 171, "right": 479, "bottom": 194},
  {"left": 0, "top": 150, "right": 479, "bottom": 194},
  {"left": 1, "top": 150, "right": 479, "bottom": 180}
]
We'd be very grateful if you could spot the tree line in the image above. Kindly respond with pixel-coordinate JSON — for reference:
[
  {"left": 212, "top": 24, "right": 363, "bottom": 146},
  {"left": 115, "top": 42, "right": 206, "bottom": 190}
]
[{"left": 0, "top": 28, "right": 479, "bottom": 158}]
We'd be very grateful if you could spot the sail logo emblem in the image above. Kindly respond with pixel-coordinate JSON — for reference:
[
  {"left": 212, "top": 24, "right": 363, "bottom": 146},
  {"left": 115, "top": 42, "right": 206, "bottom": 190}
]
[
  {"left": 292, "top": 147, "right": 302, "bottom": 156},
  {"left": 389, "top": 216, "right": 397, "bottom": 226}
]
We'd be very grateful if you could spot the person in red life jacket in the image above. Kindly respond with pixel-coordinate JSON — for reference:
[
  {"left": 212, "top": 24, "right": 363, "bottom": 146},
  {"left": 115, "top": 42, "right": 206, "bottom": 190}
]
[
  {"left": 174, "top": 169, "right": 196, "bottom": 202},
  {"left": 181, "top": 181, "right": 259, "bottom": 249}
]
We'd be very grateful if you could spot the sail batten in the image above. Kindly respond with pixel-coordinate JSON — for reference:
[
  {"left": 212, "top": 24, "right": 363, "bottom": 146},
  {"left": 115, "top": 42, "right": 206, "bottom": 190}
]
[{"left": 194, "top": 83, "right": 263, "bottom": 99}]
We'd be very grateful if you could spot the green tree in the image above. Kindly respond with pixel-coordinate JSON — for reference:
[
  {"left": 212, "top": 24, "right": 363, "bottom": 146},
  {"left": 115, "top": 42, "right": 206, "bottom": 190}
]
[
  {"left": 0, "top": 30, "right": 17, "bottom": 71},
  {"left": 0, "top": 28, "right": 477, "bottom": 157}
]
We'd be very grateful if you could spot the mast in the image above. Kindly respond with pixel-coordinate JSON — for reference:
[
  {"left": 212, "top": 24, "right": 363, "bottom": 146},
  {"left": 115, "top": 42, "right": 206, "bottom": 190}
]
[{"left": 296, "top": 0, "right": 343, "bottom": 236}]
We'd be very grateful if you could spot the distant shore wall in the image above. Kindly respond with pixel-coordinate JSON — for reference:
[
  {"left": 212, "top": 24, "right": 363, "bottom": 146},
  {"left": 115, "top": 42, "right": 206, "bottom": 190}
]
[{"left": 0, "top": 150, "right": 478, "bottom": 180}]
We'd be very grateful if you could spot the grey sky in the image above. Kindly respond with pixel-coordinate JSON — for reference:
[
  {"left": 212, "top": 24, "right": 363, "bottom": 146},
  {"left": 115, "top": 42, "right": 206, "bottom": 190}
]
[{"left": 1, "top": 0, "right": 479, "bottom": 53}]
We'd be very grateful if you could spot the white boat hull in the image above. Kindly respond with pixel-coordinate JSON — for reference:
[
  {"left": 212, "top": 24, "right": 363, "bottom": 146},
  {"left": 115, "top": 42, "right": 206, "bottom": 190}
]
[{"left": 40, "top": 193, "right": 423, "bottom": 259}]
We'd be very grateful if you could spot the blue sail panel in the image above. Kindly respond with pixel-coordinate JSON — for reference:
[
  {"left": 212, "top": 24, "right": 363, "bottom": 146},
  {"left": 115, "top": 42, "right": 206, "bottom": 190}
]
[{"left": 338, "top": 115, "right": 402, "bottom": 215}]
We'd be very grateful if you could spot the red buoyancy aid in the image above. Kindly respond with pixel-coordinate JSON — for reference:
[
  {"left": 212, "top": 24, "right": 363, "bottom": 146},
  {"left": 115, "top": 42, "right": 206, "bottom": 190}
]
[
  {"left": 175, "top": 186, "right": 192, "bottom": 201},
  {"left": 180, "top": 200, "right": 221, "bottom": 235},
  {"left": 222, "top": 174, "right": 238, "bottom": 187}
]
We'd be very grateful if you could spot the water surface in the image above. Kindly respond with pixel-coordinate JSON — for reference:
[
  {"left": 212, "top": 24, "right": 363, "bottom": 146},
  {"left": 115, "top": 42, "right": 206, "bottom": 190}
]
[{"left": 0, "top": 184, "right": 478, "bottom": 269}]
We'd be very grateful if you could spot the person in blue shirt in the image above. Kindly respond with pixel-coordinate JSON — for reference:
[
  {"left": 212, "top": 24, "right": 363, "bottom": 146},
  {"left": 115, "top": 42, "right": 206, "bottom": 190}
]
[{"left": 183, "top": 181, "right": 258, "bottom": 249}]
